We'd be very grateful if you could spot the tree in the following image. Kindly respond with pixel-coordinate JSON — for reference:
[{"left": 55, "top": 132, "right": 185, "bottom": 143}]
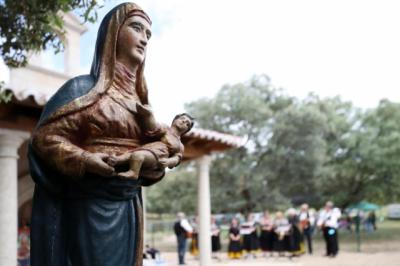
[
  {"left": 306, "top": 98, "right": 400, "bottom": 208},
  {"left": 185, "top": 76, "right": 387, "bottom": 212},
  {"left": 185, "top": 75, "right": 294, "bottom": 213},
  {"left": 146, "top": 165, "right": 198, "bottom": 216},
  {"left": 266, "top": 100, "right": 329, "bottom": 205},
  {"left": 148, "top": 76, "right": 400, "bottom": 214},
  {"left": 0, "top": 0, "right": 101, "bottom": 68},
  {"left": 283, "top": 95, "right": 361, "bottom": 207},
  {"left": 331, "top": 100, "right": 400, "bottom": 206}
]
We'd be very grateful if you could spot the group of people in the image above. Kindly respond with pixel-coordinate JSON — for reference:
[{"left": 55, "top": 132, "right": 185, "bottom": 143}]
[
  {"left": 226, "top": 205, "right": 314, "bottom": 259},
  {"left": 226, "top": 201, "right": 341, "bottom": 259},
  {"left": 173, "top": 201, "right": 342, "bottom": 264}
]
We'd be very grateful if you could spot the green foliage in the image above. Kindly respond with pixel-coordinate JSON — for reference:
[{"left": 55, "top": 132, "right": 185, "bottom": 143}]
[
  {"left": 186, "top": 75, "right": 294, "bottom": 213},
  {"left": 0, "top": 81, "right": 12, "bottom": 103},
  {"left": 185, "top": 76, "right": 400, "bottom": 212},
  {"left": 266, "top": 100, "right": 329, "bottom": 205},
  {"left": 147, "top": 75, "right": 400, "bottom": 214},
  {"left": 293, "top": 96, "right": 362, "bottom": 207},
  {"left": 0, "top": 0, "right": 101, "bottom": 67},
  {"left": 319, "top": 100, "right": 400, "bottom": 207},
  {"left": 146, "top": 165, "right": 198, "bottom": 215}
]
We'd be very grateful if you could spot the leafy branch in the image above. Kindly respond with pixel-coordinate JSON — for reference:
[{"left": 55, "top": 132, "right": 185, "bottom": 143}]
[{"left": 0, "top": 0, "right": 102, "bottom": 67}]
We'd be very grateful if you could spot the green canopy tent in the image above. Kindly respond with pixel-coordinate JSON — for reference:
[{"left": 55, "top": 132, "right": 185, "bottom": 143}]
[
  {"left": 346, "top": 201, "right": 380, "bottom": 252},
  {"left": 347, "top": 201, "right": 380, "bottom": 212}
]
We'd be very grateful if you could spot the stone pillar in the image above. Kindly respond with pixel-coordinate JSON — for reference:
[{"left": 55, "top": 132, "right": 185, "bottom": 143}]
[
  {"left": 142, "top": 187, "right": 147, "bottom": 245},
  {"left": 196, "top": 155, "right": 212, "bottom": 266},
  {"left": 63, "top": 31, "right": 81, "bottom": 76},
  {"left": 62, "top": 12, "right": 87, "bottom": 76},
  {"left": 0, "top": 129, "right": 29, "bottom": 266}
]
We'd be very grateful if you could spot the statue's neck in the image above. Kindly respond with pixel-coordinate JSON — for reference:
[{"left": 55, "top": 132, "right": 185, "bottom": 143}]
[
  {"left": 115, "top": 61, "right": 136, "bottom": 80},
  {"left": 170, "top": 126, "right": 181, "bottom": 138},
  {"left": 113, "top": 61, "right": 136, "bottom": 93},
  {"left": 115, "top": 57, "right": 139, "bottom": 74}
]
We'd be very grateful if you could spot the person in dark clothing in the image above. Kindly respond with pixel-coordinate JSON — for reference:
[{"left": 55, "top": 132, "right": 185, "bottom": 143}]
[
  {"left": 299, "top": 203, "right": 315, "bottom": 254},
  {"left": 367, "top": 211, "right": 377, "bottom": 231},
  {"left": 144, "top": 245, "right": 160, "bottom": 260},
  {"left": 273, "top": 211, "right": 292, "bottom": 256},
  {"left": 287, "top": 208, "right": 304, "bottom": 257},
  {"left": 211, "top": 216, "right": 221, "bottom": 260},
  {"left": 259, "top": 211, "right": 274, "bottom": 257},
  {"left": 228, "top": 218, "right": 242, "bottom": 259},
  {"left": 174, "top": 212, "right": 193, "bottom": 265},
  {"left": 240, "top": 213, "right": 259, "bottom": 259}
]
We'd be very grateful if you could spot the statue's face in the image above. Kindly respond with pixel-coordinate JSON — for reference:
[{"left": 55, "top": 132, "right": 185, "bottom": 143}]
[
  {"left": 116, "top": 15, "right": 152, "bottom": 66},
  {"left": 173, "top": 115, "right": 192, "bottom": 134}
]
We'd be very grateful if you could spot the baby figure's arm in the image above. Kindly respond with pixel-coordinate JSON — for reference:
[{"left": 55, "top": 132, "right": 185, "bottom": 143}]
[
  {"left": 160, "top": 142, "right": 184, "bottom": 169},
  {"left": 159, "top": 153, "right": 182, "bottom": 169}
]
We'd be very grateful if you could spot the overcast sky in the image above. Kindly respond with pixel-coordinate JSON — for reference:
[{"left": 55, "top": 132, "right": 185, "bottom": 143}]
[{"left": 2, "top": 0, "right": 400, "bottom": 123}]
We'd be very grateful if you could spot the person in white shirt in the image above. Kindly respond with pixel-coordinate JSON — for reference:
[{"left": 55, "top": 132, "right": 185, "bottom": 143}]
[
  {"left": 174, "top": 212, "right": 193, "bottom": 265},
  {"left": 317, "top": 201, "right": 341, "bottom": 257}
]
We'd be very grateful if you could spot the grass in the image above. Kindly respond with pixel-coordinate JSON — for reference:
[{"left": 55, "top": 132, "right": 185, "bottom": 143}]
[{"left": 314, "top": 220, "right": 400, "bottom": 253}]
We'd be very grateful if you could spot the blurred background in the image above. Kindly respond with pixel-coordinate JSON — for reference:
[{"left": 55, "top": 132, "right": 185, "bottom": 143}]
[{"left": 1, "top": 1, "right": 400, "bottom": 266}]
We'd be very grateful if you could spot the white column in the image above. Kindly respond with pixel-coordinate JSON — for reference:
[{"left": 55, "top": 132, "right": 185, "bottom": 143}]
[
  {"left": 0, "top": 129, "right": 28, "bottom": 266},
  {"left": 142, "top": 187, "right": 147, "bottom": 245},
  {"left": 196, "top": 155, "right": 212, "bottom": 266},
  {"left": 63, "top": 31, "right": 81, "bottom": 76}
]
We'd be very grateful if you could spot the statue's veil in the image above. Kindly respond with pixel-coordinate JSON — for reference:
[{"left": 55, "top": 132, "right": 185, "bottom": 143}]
[{"left": 38, "top": 2, "right": 151, "bottom": 126}]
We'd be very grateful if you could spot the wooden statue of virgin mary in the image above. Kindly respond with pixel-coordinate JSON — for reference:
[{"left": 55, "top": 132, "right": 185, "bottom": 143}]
[{"left": 28, "top": 3, "right": 165, "bottom": 266}]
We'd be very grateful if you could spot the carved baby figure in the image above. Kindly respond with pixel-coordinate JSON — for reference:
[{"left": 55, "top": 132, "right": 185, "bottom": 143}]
[{"left": 109, "top": 102, "right": 194, "bottom": 179}]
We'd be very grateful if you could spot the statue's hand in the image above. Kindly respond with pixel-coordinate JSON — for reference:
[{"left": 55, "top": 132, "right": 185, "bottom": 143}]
[{"left": 84, "top": 152, "right": 116, "bottom": 177}]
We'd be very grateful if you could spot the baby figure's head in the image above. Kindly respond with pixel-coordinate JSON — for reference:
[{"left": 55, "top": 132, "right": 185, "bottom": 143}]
[{"left": 171, "top": 113, "right": 194, "bottom": 135}]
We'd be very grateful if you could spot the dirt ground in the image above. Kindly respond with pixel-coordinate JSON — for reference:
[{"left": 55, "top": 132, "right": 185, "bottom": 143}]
[
  {"left": 151, "top": 250, "right": 400, "bottom": 266},
  {"left": 145, "top": 221, "right": 400, "bottom": 266}
]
